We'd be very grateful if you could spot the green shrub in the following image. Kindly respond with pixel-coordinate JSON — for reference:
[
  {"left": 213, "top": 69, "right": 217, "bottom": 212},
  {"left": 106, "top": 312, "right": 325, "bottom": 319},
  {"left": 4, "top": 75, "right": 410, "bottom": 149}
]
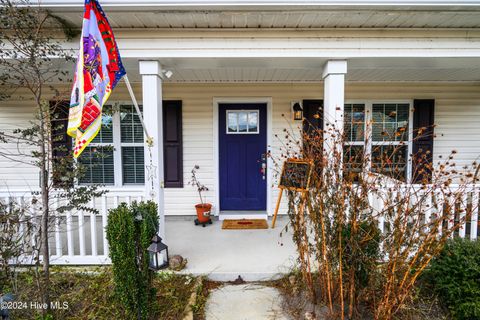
[
  {"left": 424, "top": 238, "right": 480, "bottom": 320},
  {"left": 106, "top": 201, "right": 159, "bottom": 320}
]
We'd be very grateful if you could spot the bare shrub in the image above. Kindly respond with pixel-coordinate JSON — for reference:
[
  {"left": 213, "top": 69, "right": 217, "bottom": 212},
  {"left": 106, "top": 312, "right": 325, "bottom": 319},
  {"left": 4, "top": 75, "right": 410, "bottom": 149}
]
[{"left": 275, "top": 114, "right": 478, "bottom": 319}]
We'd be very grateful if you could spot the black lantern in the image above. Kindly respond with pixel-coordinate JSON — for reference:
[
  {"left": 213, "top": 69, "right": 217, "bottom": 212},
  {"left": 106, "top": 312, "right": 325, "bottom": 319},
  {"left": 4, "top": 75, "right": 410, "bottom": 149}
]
[
  {"left": 147, "top": 235, "right": 169, "bottom": 270},
  {"left": 292, "top": 102, "right": 303, "bottom": 121}
]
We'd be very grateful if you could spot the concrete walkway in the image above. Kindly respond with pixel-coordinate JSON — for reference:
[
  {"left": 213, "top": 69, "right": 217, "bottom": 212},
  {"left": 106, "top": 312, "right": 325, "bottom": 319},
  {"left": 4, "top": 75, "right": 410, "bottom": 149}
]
[
  {"left": 165, "top": 216, "right": 296, "bottom": 281},
  {"left": 205, "top": 284, "right": 291, "bottom": 320}
]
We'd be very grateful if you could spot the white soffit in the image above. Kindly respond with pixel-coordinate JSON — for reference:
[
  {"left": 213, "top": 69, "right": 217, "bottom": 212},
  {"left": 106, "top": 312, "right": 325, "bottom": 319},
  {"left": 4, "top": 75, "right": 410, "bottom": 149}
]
[
  {"left": 46, "top": 10, "right": 480, "bottom": 29},
  {"left": 159, "top": 67, "right": 480, "bottom": 82},
  {"left": 36, "top": 0, "right": 480, "bottom": 29},
  {"left": 116, "top": 57, "right": 480, "bottom": 82}
]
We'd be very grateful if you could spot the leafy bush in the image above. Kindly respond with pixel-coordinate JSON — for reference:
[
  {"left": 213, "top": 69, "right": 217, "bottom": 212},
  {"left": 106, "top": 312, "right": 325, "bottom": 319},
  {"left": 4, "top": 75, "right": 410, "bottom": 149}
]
[
  {"left": 424, "top": 238, "right": 480, "bottom": 320},
  {"left": 106, "top": 201, "right": 159, "bottom": 320}
]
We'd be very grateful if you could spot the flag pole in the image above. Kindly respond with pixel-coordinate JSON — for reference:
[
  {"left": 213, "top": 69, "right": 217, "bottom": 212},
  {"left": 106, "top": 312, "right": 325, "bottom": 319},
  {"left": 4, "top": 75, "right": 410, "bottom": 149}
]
[{"left": 124, "top": 74, "right": 153, "bottom": 146}]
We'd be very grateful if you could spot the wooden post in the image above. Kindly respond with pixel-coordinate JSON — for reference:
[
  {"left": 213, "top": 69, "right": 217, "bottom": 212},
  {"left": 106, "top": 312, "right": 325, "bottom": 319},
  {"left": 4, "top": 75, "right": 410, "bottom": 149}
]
[{"left": 271, "top": 189, "right": 283, "bottom": 228}]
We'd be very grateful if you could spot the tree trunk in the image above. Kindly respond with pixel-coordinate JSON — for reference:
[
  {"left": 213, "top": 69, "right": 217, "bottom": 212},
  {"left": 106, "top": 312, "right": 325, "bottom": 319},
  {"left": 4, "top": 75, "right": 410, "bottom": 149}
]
[
  {"left": 40, "top": 173, "right": 50, "bottom": 311},
  {"left": 39, "top": 101, "right": 51, "bottom": 313}
]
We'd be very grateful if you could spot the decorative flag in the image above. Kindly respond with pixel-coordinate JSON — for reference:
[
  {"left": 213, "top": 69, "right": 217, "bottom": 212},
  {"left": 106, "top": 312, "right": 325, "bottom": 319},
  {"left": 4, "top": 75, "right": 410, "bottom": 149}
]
[{"left": 67, "top": 0, "right": 125, "bottom": 158}]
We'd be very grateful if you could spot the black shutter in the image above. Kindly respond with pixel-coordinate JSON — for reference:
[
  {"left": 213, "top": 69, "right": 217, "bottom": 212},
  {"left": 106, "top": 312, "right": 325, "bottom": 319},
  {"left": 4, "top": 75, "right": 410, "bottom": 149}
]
[
  {"left": 412, "top": 99, "right": 435, "bottom": 183},
  {"left": 163, "top": 100, "right": 183, "bottom": 188},
  {"left": 302, "top": 100, "right": 323, "bottom": 133},
  {"left": 50, "top": 100, "right": 73, "bottom": 188},
  {"left": 302, "top": 100, "right": 323, "bottom": 175}
]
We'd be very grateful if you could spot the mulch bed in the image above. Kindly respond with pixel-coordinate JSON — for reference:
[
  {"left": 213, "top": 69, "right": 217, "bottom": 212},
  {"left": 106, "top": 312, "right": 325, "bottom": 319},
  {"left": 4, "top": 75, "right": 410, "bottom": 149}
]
[{"left": 3, "top": 267, "right": 196, "bottom": 320}]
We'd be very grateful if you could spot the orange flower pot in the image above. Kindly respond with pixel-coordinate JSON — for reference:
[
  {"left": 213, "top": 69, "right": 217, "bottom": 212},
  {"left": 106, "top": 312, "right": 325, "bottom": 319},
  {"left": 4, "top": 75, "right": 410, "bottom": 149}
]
[{"left": 195, "top": 203, "right": 212, "bottom": 223}]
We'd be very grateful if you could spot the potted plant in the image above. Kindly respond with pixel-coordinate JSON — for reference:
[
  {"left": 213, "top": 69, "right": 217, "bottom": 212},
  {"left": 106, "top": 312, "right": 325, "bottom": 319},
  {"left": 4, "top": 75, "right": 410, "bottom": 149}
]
[{"left": 189, "top": 165, "right": 212, "bottom": 226}]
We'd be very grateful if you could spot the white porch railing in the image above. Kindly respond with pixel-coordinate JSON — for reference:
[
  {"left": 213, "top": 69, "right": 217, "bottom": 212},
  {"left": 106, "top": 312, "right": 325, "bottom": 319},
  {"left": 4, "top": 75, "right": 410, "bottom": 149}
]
[
  {"left": 1, "top": 188, "right": 145, "bottom": 265},
  {"left": 1, "top": 184, "right": 478, "bottom": 266},
  {"left": 368, "top": 184, "right": 479, "bottom": 241}
]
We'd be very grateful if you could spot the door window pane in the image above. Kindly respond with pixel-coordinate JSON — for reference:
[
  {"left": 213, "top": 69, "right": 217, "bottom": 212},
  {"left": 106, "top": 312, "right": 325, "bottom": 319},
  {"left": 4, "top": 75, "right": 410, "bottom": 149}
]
[
  {"left": 226, "top": 110, "right": 259, "bottom": 134},
  {"left": 238, "top": 112, "right": 248, "bottom": 132},
  {"left": 248, "top": 112, "right": 258, "bottom": 132},
  {"left": 227, "top": 112, "right": 238, "bottom": 132}
]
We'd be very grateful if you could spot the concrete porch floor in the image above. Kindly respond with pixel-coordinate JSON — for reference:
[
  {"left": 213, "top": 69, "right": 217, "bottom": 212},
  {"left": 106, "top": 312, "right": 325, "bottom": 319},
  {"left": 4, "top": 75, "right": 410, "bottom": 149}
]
[{"left": 165, "top": 216, "right": 297, "bottom": 281}]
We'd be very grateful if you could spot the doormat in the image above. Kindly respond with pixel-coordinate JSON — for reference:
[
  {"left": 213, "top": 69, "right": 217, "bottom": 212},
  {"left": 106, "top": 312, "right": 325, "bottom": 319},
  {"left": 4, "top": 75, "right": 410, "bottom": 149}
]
[{"left": 222, "top": 219, "right": 269, "bottom": 230}]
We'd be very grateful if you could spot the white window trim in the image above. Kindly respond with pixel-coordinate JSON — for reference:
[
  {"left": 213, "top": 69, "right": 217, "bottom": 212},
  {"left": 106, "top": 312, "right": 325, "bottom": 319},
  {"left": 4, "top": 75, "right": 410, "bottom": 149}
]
[
  {"left": 78, "top": 101, "right": 146, "bottom": 187},
  {"left": 345, "top": 100, "right": 414, "bottom": 183},
  {"left": 112, "top": 108, "right": 122, "bottom": 187}
]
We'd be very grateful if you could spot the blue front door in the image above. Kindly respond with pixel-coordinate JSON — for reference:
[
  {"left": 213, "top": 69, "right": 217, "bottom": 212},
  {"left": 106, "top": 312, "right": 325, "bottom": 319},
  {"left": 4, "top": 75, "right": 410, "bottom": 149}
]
[{"left": 219, "top": 103, "right": 267, "bottom": 211}]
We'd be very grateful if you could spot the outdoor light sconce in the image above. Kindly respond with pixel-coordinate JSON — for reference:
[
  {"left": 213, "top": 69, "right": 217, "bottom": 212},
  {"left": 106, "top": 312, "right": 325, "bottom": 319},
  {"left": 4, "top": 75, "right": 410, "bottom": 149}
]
[
  {"left": 292, "top": 102, "right": 303, "bottom": 121},
  {"left": 147, "top": 234, "right": 169, "bottom": 271}
]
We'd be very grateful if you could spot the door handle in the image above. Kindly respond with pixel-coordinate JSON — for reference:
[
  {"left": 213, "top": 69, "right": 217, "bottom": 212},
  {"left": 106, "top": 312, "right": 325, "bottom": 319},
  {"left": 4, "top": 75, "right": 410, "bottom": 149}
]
[{"left": 260, "top": 161, "right": 267, "bottom": 180}]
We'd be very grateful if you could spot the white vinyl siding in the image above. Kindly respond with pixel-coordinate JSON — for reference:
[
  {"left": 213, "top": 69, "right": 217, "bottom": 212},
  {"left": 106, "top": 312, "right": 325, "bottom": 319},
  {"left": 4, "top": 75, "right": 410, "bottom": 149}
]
[
  {"left": 0, "top": 100, "right": 39, "bottom": 188},
  {"left": 1, "top": 83, "right": 480, "bottom": 216}
]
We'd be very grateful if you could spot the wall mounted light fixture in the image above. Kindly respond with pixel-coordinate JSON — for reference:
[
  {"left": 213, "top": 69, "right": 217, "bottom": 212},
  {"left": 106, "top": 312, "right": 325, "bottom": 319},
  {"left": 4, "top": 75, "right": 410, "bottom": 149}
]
[{"left": 292, "top": 102, "right": 303, "bottom": 121}]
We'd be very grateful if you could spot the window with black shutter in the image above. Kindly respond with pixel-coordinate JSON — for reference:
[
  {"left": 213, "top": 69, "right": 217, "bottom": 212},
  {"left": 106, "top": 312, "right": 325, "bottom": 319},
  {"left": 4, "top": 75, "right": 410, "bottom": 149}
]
[
  {"left": 163, "top": 100, "right": 183, "bottom": 188},
  {"left": 50, "top": 100, "right": 73, "bottom": 188},
  {"left": 412, "top": 99, "right": 435, "bottom": 183}
]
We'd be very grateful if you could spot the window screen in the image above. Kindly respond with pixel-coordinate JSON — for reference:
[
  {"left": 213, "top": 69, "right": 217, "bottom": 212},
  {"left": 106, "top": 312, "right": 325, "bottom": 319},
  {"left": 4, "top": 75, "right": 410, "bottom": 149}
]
[
  {"left": 121, "top": 105, "right": 144, "bottom": 184},
  {"left": 78, "top": 146, "right": 114, "bottom": 185},
  {"left": 78, "top": 106, "right": 114, "bottom": 185}
]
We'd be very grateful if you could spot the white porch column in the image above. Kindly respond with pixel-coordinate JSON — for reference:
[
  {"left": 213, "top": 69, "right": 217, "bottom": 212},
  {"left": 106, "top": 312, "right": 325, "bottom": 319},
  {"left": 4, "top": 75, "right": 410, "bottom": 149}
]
[
  {"left": 322, "top": 60, "right": 347, "bottom": 162},
  {"left": 139, "top": 60, "right": 165, "bottom": 239}
]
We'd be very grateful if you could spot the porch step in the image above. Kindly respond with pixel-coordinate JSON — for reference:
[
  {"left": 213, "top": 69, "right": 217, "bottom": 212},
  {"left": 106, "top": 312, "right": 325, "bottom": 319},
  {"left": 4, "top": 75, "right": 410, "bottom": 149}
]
[{"left": 218, "top": 211, "right": 268, "bottom": 221}]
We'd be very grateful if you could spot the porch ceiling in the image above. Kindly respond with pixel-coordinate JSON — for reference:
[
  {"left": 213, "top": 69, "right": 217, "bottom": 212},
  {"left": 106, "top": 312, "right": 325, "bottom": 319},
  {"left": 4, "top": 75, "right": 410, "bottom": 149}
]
[
  {"left": 121, "top": 57, "right": 480, "bottom": 82},
  {"left": 49, "top": 10, "right": 480, "bottom": 29},
  {"left": 40, "top": 2, "right": 480, "bottom": 29}
]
